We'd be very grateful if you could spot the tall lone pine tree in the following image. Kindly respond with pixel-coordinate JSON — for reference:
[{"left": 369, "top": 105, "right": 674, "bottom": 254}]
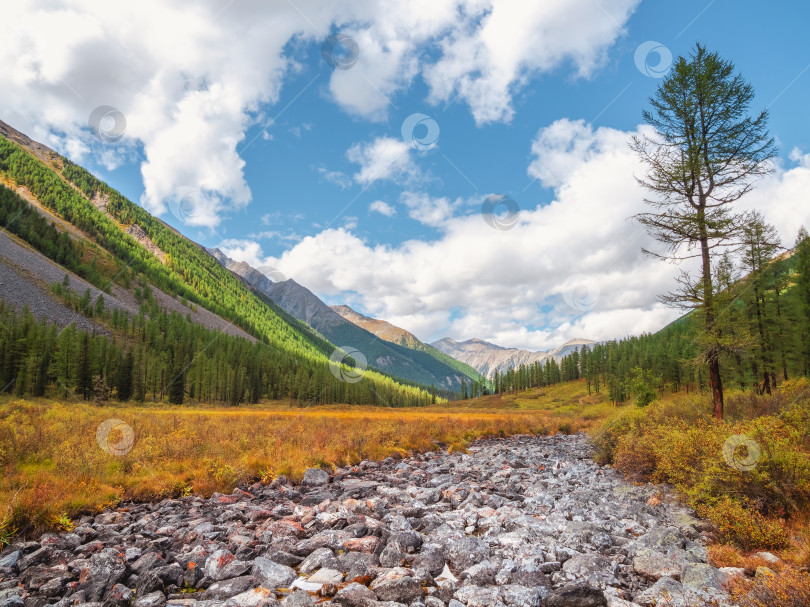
[{"left": 631, "top": 44, "right": 777, "bottom": 420}]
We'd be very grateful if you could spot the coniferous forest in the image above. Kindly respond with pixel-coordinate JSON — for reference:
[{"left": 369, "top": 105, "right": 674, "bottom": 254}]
[
  {"left": 493, "top": 231, "right": 810, "bottom": 404},
  {"left": 0, "top": 293, "right": 441, "bottom": 407}
]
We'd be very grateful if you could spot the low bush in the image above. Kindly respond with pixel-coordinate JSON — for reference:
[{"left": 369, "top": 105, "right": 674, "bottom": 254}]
[
  {"left": 593, "top": 380, "right": 810, "bottom": 551},
  {"left": 699, "top": 497, "right": 789, "bottom": 549},
  {"left": 729, "top": 568, "right": 810, "bottom": 607}
]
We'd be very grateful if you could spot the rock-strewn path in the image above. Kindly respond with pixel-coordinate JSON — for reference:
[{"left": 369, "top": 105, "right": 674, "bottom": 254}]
[{"left": 0, "top": 434, "right": 734, "bottom": 607}]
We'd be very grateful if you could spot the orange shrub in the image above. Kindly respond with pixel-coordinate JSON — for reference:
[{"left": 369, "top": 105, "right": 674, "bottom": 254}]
[
  {"left": 699, "top": 497, "right": 789, "bottom": 550},
  {"left": 729, "top": 568, "right": 810, "bottom": 607}
]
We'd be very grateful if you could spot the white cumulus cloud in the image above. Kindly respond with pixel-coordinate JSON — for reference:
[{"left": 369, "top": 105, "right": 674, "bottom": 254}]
[
  {"left": 0, "top": 0, "right": 640, "bottom": 227},
  {"left": 347, "top": 136, "right": 416, "bottom": 185},
  {"left": 369, "top": 200, "right": 396, "bottom": 216}
]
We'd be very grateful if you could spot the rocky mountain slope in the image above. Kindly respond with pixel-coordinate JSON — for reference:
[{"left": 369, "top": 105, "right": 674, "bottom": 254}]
[
  {"left": 331, "top": 306, "right": 423, "bottom": 349},
  {"left": 207, "top": 249, "right": 482, "bottom": 393},
  {"left": 0, "top": 119, "right": 323, "bottom": 356},
  {"left": 0, "top": 434, "right": 737, "bottom": 607},
  {"left": 331, "top": 305, "right": 486, "bottom": 387},
  {"left": 0, "top": 228, "right": 254, "bottom": 342},
  {"left": 431, "top": 338, "right": 595, "bottom": 379}
]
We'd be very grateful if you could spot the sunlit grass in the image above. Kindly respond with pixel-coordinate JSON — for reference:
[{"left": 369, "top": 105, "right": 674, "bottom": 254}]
[{"left": 0, "top": 381, "right": 613, "bottom": 536}]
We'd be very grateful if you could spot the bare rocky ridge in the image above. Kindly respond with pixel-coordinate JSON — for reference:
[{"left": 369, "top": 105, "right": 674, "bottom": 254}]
[
  {"left": 431, "top": 338, "right": 595, "bottom": 379},
  {"left": 331, "top": 306, "right": 423, "bottom": 349},
  {"left": 0, "top": 434, "right": 734, "bottom": 607},
  {"left": 124, "top": 225, "right": 167, "bottom": 265}
]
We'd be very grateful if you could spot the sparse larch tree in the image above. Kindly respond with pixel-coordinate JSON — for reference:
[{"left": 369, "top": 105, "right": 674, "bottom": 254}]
[{"left": 631, "top": 44, "right": 777, "bottom": 419}]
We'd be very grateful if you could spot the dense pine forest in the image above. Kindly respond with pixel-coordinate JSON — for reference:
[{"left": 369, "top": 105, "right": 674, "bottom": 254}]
[{"left": 0, "top": 293, "right": 443, "bottom": 407}]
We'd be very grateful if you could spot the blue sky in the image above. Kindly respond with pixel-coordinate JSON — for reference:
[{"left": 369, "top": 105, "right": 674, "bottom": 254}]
[{"left": 3, "top": 0, "right": 810, "bottom": 349}]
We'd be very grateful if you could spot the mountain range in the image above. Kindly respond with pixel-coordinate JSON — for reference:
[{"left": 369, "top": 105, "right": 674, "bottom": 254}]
[
  {"left": 206, "top": 249, "right": 485, "bottom": 391},
  {"left": 201, "top": 249, "right": 586, "bottom": 385},
  {"left": 431, "top": 337, "right": 595, "bottom": 379},
  {"left": 329, "top": 305, "right": 487, "bottom": 383}
]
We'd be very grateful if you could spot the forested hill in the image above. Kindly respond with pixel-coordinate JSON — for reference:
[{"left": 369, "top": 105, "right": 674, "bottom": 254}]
[
  {"left": 493, "top": 242, "right": 810, "bottom": 403},
  {"left": 0, "top": 121, "right": 446, "bottom": 406}
]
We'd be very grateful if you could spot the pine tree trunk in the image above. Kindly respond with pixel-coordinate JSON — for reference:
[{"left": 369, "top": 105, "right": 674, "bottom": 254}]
[
  {"left": 753, "top": 283, "right": 772, "bottom": 395},
  {"left": 700, "top": 216, "right": 724, "bottom": 419},
  {"left": 709, "top": 355, "right": 724, "bottom": 419}
]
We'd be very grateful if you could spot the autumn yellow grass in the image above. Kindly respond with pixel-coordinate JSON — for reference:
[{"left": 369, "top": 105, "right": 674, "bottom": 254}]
[{"left": 0, "top": 380, "right": 609, "bottom": 538}]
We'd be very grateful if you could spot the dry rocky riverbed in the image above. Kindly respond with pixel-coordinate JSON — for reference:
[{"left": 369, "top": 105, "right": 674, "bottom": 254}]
[{"left": 0, "top": 434, "right": 737, "bottom": 607}]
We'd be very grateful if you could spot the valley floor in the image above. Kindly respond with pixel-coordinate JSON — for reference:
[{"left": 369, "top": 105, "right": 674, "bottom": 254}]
[
  {"left": 1, "top": 433, "right": 734, "bottom": 607},
  {"left": 2, "top": 380, "right": 809, "bottom": 605},
  {"left": 0, "top": 382, "right": 606, "bottom": 538}
]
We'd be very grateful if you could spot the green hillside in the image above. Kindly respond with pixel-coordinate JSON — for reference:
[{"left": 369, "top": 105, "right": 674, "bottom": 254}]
[
  {"left": 418, "top": 343, "right": 488, "bottom": 387},
  {"left": 0, "top": 133, "right": 443, "bottom": 406},
  {"left": 327, "top": 304, "right": 488, "bottom": 390}
]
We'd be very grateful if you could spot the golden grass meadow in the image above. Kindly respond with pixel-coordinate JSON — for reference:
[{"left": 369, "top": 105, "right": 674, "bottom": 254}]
[
  {"left": 0, "top": 381, "right": 605, "bottom": 538},
  {"left": 2, "top": 379, "right": 810, "bottom": 603}
]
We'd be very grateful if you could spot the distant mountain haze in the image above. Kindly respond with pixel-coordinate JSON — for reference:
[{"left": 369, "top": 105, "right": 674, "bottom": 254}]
[{"left": 431, "top": 336, "right": 595, "bottom": 379}]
